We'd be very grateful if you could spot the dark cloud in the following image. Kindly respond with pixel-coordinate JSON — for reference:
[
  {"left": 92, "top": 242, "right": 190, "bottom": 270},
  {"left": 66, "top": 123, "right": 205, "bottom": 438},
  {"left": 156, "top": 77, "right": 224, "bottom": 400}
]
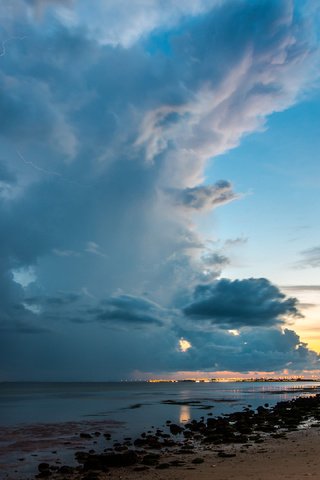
[
  {"left": 167, "top": 181, "right": 240, "bottom": 211},
  {"left": 183, "top": 278, "right": 301, "bottom": 328},
  {"left": 167, "top": 327, "right": 320, "bottom": 373},
  {"left": 25, "top": 293, "right": 80, "bottom": 307},
  {"left": 90, "top": 294, "right": 166, "bottom": 327}
]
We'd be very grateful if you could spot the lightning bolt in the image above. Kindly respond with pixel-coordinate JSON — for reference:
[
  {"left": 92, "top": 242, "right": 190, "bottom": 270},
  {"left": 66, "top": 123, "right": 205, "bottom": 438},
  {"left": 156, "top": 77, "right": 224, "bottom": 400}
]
[
  {"left": 0, "top": 36, "right": 27, "bottom": 57},
  {"left": 16, "top": 150, "right": 63, "bottom": 178},
  {"left": 16, "top": 150, "right": 92, "bottom": 188}
]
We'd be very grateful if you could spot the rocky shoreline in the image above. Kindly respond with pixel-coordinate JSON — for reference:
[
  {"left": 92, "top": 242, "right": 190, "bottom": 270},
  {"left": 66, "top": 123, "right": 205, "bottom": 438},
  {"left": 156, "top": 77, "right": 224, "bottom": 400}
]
[{"left": 29, "top": 393, "right": 320, "bottom": 479}]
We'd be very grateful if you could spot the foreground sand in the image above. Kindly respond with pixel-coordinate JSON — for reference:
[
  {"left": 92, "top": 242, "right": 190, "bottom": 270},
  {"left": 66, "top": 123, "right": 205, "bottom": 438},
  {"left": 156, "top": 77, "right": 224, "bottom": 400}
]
[{"left": 49, "top": 426, "right": 320, "bottom": 480}]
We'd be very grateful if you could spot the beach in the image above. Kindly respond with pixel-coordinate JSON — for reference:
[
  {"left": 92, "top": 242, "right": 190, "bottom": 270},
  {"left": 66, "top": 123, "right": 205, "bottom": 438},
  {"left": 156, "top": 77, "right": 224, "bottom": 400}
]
[
  {"left": 88, "top": 427, "right": 320, "bottom": 480},
  {"left": 2, "top": 383, "right": 320, "bottom": 479},
  {"left": 125, "top": 427, "right": 320, "bottom": 480},
  {"left": 31, "top": 423, "right": 320, "bottom": 480}
]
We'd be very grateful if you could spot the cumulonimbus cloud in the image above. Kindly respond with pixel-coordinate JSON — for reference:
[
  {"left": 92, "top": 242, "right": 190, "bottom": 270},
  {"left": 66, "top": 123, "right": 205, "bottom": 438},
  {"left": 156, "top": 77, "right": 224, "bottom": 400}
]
[{"left": 0, "top": 0, "right": 319, "bottom": 379}]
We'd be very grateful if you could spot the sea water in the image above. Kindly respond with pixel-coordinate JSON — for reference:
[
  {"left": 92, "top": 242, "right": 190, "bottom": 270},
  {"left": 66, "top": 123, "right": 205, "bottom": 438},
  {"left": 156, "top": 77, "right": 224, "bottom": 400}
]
[
  {"left": 1, "top": 381, "right": 319, "bottom": 430},
  {"left": 0, "top": 381, "right": 319, "bottom": 478}
]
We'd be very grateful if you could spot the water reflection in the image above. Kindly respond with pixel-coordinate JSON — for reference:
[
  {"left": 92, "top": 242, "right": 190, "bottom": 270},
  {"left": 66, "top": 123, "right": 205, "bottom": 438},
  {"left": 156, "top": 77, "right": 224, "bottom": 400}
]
[{"left": 179, "top": 405, "right": 191, "bottom": 423}]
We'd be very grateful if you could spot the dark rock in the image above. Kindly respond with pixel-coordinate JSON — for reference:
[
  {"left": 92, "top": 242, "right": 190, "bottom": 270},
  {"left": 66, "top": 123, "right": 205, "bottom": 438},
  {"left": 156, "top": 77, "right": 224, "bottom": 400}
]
[
  {"left": 38, "top": 463, "right": 50, "bottom": 472},
  {"left": 156, "top": 463, "right": 171, "bottom": 469},
  {"left": 80, "top": 432, "right": 92, "bottom": 439},
  {"left": 271, "top": 433, "right": 287, "bottom": 439},
  {"left": 142, "top": 453, "right": 160, "bottom": 466},
  {"left": 81, "top": 473, "right": 100, "bottom": 480},
  {"left": 36, "top": 471, "right": 51, "bottom": 478},
  {"left": 170, "top": 424, "right": 184, "bottom": 435},
  {"left": 218, "top": 452, "right": 236, "bottom": 458},
  {"left": 192, "top": 457, "right": 204, "bottom": 464},
  {"left": 134, "top": 438, "right": 145, "bottom": 447},
  {"left": 58, "top": 465, "right": 74, "bottom": 474},
  {"left": 176, "top": 449, "right": 195, "bottom": 454},
  {"left": 75, "top": 451, "right": 89, "bottom": 463},
  {"left": 82, "top": 450, "right": 138, "bottom": 470},
  {"left": 170, "top": 460, "right": 185, "bottom": 467}
]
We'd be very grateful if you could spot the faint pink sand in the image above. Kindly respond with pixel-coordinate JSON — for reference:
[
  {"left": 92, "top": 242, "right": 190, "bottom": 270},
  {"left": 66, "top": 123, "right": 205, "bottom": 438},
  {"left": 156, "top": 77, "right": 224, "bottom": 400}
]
[{"left": 0, "top": 419, "right": 124, "bottom": 479}]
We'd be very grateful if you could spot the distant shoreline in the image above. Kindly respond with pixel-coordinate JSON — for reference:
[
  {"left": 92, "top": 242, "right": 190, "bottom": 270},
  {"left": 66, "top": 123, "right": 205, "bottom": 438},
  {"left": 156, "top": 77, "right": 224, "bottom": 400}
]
[{"left": 1, "top": 377, "right": 320, "bottom": 384}]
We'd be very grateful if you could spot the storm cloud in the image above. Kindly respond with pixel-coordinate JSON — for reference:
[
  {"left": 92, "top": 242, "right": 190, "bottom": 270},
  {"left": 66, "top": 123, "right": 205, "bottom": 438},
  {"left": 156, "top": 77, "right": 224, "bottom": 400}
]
[
  {"left": 183, "top": 278, "right": 301, "bottom": 328},
  {"left": 0, "top": 0, "right": 319, "bottom": 379}
]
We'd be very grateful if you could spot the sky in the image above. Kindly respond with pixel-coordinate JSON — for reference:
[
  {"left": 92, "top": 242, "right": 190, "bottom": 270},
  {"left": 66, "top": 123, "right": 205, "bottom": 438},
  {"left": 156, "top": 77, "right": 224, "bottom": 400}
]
[{"left": 1, "top": 0, "right": 320, "bottom": 381}]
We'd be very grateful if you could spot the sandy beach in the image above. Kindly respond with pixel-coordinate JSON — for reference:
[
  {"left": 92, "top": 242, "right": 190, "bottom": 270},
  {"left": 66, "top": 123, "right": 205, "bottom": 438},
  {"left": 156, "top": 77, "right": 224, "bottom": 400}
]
[
  {"left": 25, "top": 393, "right": 320, "bottom": 480},
  {"left": 3, "top": 389, "right": 320, "bottom": 479},
  {"left": 111, "top": 428, "right": 320, "bottom": 480},
  {"left": 34, "top": 426, "right": 320, "bottom": 480}
]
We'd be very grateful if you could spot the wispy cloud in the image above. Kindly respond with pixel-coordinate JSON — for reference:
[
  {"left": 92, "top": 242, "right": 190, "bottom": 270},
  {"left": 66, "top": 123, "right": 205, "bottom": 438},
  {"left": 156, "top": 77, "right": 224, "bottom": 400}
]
[
  {"left": 294, "top": 247, "right": 320, "bottom": 269},
  {"left": 85, "top": 242, "right": 108, "bottom": 258},
  {"left": 167, "top": 181, "right": 241, "bottom": 212}
]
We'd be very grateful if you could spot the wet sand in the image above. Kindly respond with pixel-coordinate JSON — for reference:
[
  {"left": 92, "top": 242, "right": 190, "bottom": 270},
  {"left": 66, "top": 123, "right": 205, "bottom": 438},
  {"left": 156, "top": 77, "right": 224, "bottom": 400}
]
[{"left": 37, "top": 426, "right": 320, "bottom": 480}]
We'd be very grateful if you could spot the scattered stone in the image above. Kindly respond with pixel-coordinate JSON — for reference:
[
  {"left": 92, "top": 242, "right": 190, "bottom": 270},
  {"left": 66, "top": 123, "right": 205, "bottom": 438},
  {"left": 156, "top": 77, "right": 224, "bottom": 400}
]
[
  {"left": 192, "top": 457, "right": 204, "bottom": 464},
  {"left": 58, "top": 465, "right": 74, "bottom": 474},
  {"left": 170, "top": 460, "right": 185, "bottom": 467},
  {"left": 81, "top": 473, "right": 100, "bottom": 480},
  {"left": 38, "top": 463, "right": 50, "bottom": 472},
  {"left": 156, "top": 463, "right": 171, "bottom": 469},
  {"left": 36, "top": 471, "right": 51, "bottom": 478},
  {"left": 169, "top": 423, "right": 184, "bottom": 435},
  {"left": 142, "top": 453, "right": 160, "bottom": 466},
  {"left": 218, "top": 452, "right": 236, "bottom": 458}
]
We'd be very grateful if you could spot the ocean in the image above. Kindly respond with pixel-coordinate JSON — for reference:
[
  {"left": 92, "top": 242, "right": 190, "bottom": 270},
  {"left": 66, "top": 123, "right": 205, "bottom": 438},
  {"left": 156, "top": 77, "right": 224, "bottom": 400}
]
[{"left": 1, "top": 381, "right": 319, "bottom": 478}]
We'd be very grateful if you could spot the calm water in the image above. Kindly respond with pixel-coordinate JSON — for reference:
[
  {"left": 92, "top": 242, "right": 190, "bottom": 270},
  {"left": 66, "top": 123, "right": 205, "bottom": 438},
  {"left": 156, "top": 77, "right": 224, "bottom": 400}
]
[
  {"left": 1, "top": 381, "right": 320, "bottom": 432},
  {"left": 1, "top": 381, "right": 319, "bottom": 479}
]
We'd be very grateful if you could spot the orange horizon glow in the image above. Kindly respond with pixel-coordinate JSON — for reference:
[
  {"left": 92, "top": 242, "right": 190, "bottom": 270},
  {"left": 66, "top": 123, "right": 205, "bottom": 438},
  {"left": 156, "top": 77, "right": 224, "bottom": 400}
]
[{"left": 132, "top": 369, "right": 320, "bottom": 381}]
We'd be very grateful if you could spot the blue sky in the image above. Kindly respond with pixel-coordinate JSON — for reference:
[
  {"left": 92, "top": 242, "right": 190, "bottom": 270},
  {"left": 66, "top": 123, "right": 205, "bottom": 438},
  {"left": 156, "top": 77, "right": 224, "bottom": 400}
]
[
  {"left": 205, "top": 90, "right": 320, "bottom": 282},
  {"left": 203, "top": 88, "right": 320, "bottom": 351},
  {"left": 1, "top": 0, "right": 320, "bottom": 380}
]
